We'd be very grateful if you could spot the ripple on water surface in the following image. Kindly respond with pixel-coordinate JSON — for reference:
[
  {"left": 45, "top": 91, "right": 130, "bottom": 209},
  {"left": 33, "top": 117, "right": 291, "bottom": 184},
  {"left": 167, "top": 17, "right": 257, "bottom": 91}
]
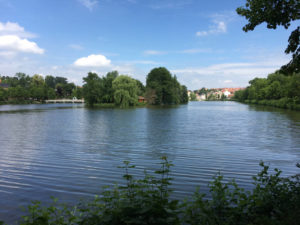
[{"left": 0, "top": 102, "right": 300, "bottom": 224}]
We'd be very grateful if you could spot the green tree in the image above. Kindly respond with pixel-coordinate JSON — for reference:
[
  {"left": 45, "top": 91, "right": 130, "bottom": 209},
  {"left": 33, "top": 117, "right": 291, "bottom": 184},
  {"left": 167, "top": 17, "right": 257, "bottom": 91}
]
[
  {"left": 45, "top": 75, "right": 56, "bottom": 89},
  {"left": 237, "top": 0, "right": 300, "bottom": 73},
  {"left": 146, "top": 67, "right": 183, "bottom": 105},
  {"left": 16, "top": 72, "right": 31, "bottom": 88},
  {"left": 32, "top": 74, "right": 45, "bottom": 86},
  {"left": 0, "top": 87, "right": 7, "bottom": 102},
  {"left": 30, "top": 86, "right": 46, "bottom": 101},
  {"left": 55, "top": 83, "right": 64, "bottom": 97},
  {"left": 8, "top": 86, "right": 29, "bottom": 101},
  {"left": 190, "top": 92, "right": 197, "bottom": 101},
  {"left": 83, "top": 72, "right": 102, "bottom": 106},
  {"left": 180, "top": 85, "right": 189, "bottom": 103},
  {"left": 101, "top": 71, "right": 118, "bottom": 103},
  {"left": 55, "top": 77, "right": 68, "bottom": 85},
  {"left": 63, "top": 82, "right": 76, "bottom": 98},
  {"left": 287, "top": 73, "right": 300, "bottom": 98},
  {"left": 72, "top": 86, "right": 83, "bottom": 99},
  {"left": 135, "top": 79, "right": 146, "bottom": 96},
  {"left": 47, "top": 88, "right": 56, "bottom": 99},
  {"left": 112, "top": 75, "right": 138, "bottom": 107}
]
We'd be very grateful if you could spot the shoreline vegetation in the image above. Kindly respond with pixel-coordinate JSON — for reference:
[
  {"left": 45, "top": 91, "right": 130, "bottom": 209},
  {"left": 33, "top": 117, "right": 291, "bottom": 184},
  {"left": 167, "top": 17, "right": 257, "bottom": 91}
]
[
  {"left": 1, "top": 157, "right": 299, "bottom": 225},
  {"left": 233, "top": 72, "right": 300, "bottom": 111}
]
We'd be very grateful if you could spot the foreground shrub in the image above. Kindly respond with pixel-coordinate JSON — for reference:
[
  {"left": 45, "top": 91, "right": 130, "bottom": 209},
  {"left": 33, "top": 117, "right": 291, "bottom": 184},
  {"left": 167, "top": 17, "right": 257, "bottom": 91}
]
[{"left": 8, "top": 159, "right": 299, "bottom": 225}]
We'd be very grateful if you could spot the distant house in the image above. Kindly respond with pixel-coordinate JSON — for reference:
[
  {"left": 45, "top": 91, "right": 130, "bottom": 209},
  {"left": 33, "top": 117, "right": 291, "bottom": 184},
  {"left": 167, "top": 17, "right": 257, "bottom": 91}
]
[
  {"left": 196, "top": 94, "right": 206, "bottom": 101},
  {"left": 223, "top": 90, "right": 231, "bottom": 98},
  {"left": 138, "top": 96, "right": 145, "bottom": 103}
]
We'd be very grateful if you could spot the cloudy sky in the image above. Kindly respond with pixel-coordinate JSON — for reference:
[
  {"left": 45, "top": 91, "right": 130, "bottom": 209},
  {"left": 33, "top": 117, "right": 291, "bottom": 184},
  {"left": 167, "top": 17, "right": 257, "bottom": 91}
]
[{"left": 0, "top": 0, "right": 297, "bottom": 90}]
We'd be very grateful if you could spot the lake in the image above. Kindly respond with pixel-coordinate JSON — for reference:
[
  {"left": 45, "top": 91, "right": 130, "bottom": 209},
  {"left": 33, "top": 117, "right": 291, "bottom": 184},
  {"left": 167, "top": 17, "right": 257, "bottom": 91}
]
[{"left": 0, "top": 101, "right": 300, "bottom": 224}]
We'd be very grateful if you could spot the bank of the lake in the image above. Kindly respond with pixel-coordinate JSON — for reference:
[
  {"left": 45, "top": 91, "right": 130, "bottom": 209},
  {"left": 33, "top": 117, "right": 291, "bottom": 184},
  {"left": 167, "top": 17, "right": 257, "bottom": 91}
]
[
  {"left": 235, "top": 98, "right": 300, "bottom": 111},
  {"left": 0, "top": 101, "right": 299, "bottom": 224}
]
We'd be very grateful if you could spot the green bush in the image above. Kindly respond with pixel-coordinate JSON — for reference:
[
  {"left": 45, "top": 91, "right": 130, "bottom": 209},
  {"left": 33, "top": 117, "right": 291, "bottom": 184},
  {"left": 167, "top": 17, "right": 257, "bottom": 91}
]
[
  {"left": 12, "top": 158, "right": 300, "bottom": 225},
  {"left": 234, "top": 73, "right": 300, "bottom": 110}
]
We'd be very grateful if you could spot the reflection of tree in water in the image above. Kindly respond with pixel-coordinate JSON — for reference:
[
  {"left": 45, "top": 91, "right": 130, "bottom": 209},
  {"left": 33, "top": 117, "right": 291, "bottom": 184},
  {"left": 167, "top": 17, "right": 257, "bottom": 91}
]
[
  {"left": 145, "top": 106, "right": 181, "bottom": 161},
  {"left": 247, "top": 104, "right": 300, "bottom": 158},
  {"left": 248, "top": 104, "right": 300, "bottom": 123}
]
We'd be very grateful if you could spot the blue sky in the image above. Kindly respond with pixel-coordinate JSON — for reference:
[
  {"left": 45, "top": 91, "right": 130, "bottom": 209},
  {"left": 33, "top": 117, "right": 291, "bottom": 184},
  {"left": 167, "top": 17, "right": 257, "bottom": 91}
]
[{"left": 0, "top": 0, "right": 298, "bottom": 90}]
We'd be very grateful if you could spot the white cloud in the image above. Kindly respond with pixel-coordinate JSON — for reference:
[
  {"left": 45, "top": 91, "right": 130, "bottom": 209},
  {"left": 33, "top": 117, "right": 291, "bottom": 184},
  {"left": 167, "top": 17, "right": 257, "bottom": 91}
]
[
  {"left": 74, "top": 54, "right": 111, "bottom": 67},
  {"left": 120, "top": 60, "right": 160, "bottom": 65},
  {"left": 0, "top": 21, "right": 35, "bottom": 38},
  {"left": 171, "top": 58, "right": 290, "bottom": 90},
  {"left": 78, "top": 0, "right": 98, "bottom": 10},
  {"left": 196, "top": 11, "right": 237, "bottom": 37},
  {"left": 144, "top": 50, "right": 167, "bottom": 55},
  {"left": 69, "top": 44, "right": 84, "bottom": 50},
  {"left": 172, "top": 62, "right": 280, "bottom": 76},
  {"left": 179, "top": 48, "right": 212, "bottom": 54},
  {"left": 0, "top": 35, "right": 44, "bottom": 54},
  {"left": 149, "top": 0, "right": 192, "bottom": 9},
  {"left": 196, "top": 20, "right": 227, "bottom": 37},
  {"left": 144, "top": 48, "right": 212, "bottom": 56}
]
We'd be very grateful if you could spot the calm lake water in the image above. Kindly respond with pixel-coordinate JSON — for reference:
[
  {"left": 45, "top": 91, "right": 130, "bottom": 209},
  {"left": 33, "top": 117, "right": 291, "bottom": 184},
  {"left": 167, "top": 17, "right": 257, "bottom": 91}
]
[{"left": 0, "top": 101, "right": 300, "bottom": 224}]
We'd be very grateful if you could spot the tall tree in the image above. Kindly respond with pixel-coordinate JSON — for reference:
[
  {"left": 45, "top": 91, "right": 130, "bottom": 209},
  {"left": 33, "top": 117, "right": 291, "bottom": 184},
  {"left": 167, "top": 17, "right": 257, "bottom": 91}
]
[
  {"left": 83, "top": 72, "right": 102, "bottom": 106},
  {"left": 135, "top": 79, "right": 146, "bottom": 96},
  {"left": 102, "top": 71, "right": 118, "bottom": 103},
  {"left": 180, "top": 85, "right": 189, "bottom": 104},
  {"left": 45, "top": 75, "right": 56, "bottom": 89},
  {"left": 146, "top": 67, "right": 186, "bottom": 105},
  {"left": 236, "top": 0, "right": 299, "bottom": 73}
]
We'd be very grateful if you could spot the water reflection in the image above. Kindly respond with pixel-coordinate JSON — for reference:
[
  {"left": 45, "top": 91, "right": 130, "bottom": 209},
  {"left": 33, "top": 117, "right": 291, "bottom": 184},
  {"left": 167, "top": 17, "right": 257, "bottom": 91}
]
[{"left": 0, "top": 102, "right": 299, "bottom": 224}]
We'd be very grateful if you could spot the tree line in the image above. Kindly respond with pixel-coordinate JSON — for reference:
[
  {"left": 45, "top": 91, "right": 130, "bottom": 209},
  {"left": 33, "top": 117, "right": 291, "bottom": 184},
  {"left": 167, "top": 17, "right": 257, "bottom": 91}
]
[
  {"left": 0, "top": 67, "right": 188, "bottom": 106},
  {"left": 0, "top": 73, "right": 82, "bottom": 104},
  {"left": 234, "top": 72, "right": 300, "bottom": 110},
  {"left": 82, "top": 67, "right": 188, "bottom": 107}
]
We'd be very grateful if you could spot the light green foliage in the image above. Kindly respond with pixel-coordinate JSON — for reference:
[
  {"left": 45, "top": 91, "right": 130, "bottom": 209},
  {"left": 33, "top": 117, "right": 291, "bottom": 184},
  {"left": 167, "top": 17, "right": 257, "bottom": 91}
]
[
  {"left": 17, "top": 159, "right": 300, "bottom": 225},
  {"left": 146, "top": 67, "right": 187, "bottom": 105},
  {"left": 237, "top": 0, "right": 299, "bottom": 73},
  {"left": 112, "top": 75, "right": 138, "bottom": 108},
  {"left": 31, "top": 74, "right": 45, "bottom": 86}
]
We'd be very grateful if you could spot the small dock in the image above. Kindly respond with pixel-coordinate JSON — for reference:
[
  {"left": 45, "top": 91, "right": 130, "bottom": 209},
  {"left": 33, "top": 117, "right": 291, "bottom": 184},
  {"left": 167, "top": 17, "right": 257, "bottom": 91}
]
[{"left": 45, "top": 99, "right": 85, "bottom": 103}]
